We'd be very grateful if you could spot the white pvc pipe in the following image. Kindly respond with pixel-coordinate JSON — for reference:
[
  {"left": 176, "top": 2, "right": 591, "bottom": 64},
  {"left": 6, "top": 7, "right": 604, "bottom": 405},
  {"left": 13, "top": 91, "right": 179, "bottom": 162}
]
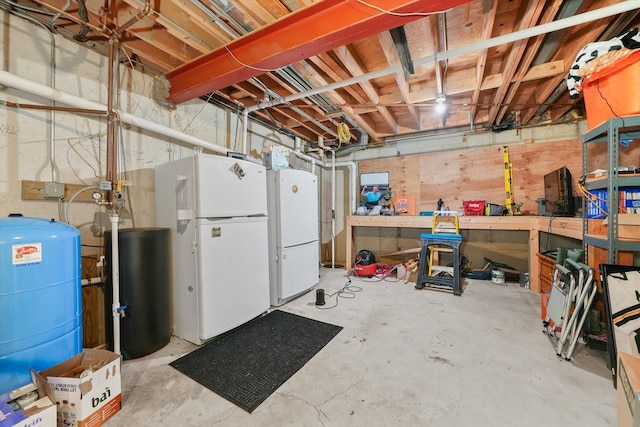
[
  {"left": 110, "top": 213, "right": 121, "bottom": 355},
  {"left": 337, "top": 160, "right": 358, "bottom": 215},
  {"left": 81, "top": 276, "right": 103, "bottom": 286},
  {"left": 415, "top": 1, "right": 640, "bottom": 68},
  {"left": 0, "top": 71, "right": 228, "bottom": 156},
  {"left": 242, "top": 109, "right": 249, "bottom": 154},
  {"left": 331, "top": 150, "right": 336, "bottom": 267}
]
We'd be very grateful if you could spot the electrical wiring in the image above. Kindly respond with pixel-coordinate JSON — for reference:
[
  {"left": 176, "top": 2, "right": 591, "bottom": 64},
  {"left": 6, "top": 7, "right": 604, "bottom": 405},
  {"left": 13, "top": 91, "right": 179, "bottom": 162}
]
[
  {"left": 577, "top": 179, "right": 609, "bottom": 218},
  {"left": 118, "top": 47, "right": 143, "bottom": 116},
  {"left": 596, "top": 79, "right": 625, "bottom": 127},
  {"left": 224, "top": 46, "right": 280, "bottom": 72},
  {"left": 181, "top": 92, "right": 215, "bottom": 134},
  {"left": 66, "top": 132, "right": 105, "bottom": 183},
  {"left": 337, "top": 122, "right": 351, "bottom": 144},
  {"left": 355, "top": 0, "right": 451, "bottom": 17},
  {"left": 544, "top": 215, "right": 556, "bottom": 251},
  {"left": 65, "top": 185, "right": 98, "bottom": 225},
  {"left": 315, "top": 276, "right": 362, "bottom": 310}
]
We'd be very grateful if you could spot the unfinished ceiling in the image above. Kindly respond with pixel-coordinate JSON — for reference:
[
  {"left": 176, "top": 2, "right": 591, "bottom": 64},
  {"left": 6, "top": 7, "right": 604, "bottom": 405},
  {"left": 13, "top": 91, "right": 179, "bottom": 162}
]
[{"left": 3, "top": 0, "right": 640, "bottom": 152}]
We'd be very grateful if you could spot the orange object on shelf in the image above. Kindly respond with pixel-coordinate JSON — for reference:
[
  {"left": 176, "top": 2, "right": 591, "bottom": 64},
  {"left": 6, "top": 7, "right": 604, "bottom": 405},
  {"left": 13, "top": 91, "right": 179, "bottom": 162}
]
[
  {"left": 583, "top": 51, "right": 640, "bottom": 129},
  {"left": 393, "top": 195, "right": 416, "bottom": 215}
]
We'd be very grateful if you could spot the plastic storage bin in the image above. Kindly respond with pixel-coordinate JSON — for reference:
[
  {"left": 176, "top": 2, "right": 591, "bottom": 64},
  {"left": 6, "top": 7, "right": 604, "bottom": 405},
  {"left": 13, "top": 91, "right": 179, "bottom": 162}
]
[
  {"left": 583, "top": 51, "right": 640, "bottom": 129},
  {"left": 463, "top": 200, "right": 485, "bottom": 216},
  {"left": 586, "top": 188, "right": 640, "bottom": 217}
]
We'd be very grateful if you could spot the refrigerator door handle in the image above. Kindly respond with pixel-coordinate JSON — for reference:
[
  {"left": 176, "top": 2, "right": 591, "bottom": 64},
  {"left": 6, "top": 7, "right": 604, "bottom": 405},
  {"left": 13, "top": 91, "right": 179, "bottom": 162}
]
[{"left": 176, "top": 174, "right": 193, "bottom": 222}]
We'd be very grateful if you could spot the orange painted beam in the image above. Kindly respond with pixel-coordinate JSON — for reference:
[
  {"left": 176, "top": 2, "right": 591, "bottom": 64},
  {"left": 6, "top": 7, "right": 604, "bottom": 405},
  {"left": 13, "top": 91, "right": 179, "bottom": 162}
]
[{"left": 165, "top": 0, "right": 470, "bottom": 104}]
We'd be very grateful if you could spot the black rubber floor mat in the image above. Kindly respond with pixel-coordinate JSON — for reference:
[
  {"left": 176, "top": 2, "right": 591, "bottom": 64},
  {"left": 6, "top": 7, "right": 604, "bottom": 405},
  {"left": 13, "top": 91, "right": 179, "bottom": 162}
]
[{"left": 169, "top": 310, "right": 342, "bottom": 413}]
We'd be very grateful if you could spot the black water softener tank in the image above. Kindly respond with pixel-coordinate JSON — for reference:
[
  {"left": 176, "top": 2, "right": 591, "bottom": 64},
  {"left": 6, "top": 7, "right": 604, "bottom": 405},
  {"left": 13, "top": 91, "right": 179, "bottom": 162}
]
[{"left": 104, "top": 228, "right": 172, "bottom": 359}]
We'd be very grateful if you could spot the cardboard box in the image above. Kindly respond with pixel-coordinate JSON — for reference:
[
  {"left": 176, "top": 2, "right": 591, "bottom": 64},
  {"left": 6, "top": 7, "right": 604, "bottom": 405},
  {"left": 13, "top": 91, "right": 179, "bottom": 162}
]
[
  {"left": 393, "top": 196, "right": 416, "bottom": 215},
  {"left": 263, "top": 145, "right": 291, "bottom": 169},
  {"left": 0, "top": 369, "right": 57, "bottom": 427},
  {"left": 618, "top": 352, "right": 640, "bottom": 427},
  {"left": 41, "top": 349, "right": 122, "bottom": 427}
]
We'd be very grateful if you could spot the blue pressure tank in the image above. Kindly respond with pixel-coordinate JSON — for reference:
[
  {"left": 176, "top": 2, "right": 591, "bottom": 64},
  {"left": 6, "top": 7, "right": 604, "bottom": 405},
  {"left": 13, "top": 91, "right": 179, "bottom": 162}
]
[{"left": 0, "top": 215, "right": 82, "bottom": 394}]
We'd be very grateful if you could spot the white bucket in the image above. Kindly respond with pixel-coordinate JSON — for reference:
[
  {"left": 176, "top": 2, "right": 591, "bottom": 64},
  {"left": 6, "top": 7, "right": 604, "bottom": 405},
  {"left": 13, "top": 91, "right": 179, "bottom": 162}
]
[{"left": 491, "top": 269, "right": 506, "bottom": 285}]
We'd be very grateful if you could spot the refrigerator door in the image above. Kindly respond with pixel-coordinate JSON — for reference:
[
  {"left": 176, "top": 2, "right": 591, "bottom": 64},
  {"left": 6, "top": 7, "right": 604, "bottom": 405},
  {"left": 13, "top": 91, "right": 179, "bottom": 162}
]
[
  {"left": 195, "top": 154, "right": 268, "bottom": 218},
  {"left": 276, "top": 240, "right": 319, "bottom": 305},
  {"left": 274, "top": 169, "right": 318, "bottom": 247},
  {"left": 196, "top": 216, "right": 270, "bottom": 341},
  {"left": 155, "top": 156, "right": 201, "bottom": 344}
]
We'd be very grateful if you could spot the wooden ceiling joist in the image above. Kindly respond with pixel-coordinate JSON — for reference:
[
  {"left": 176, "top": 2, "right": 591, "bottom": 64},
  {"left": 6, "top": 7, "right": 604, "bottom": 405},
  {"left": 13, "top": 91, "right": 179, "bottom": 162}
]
[{"left": 164, "top": 0, "right": 471, "bottom": 104}]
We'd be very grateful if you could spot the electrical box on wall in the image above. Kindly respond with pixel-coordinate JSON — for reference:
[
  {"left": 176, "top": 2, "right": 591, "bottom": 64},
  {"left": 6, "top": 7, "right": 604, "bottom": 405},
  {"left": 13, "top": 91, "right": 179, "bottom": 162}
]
[{"left": 43, "top": 182, "right": 64, "bottom": 198}]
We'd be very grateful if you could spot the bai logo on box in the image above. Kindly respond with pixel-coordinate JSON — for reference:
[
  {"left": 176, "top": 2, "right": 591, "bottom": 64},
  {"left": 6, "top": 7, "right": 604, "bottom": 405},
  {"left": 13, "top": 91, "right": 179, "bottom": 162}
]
[{"left": 92, "top": 387, "right": 111, "bottom": 408}]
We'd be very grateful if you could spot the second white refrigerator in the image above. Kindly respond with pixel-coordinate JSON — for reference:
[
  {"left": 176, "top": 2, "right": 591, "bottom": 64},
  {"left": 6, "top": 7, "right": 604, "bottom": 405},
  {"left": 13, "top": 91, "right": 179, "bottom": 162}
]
[{"left": 267, "top": 169, "right": 319, "bottom": 306}]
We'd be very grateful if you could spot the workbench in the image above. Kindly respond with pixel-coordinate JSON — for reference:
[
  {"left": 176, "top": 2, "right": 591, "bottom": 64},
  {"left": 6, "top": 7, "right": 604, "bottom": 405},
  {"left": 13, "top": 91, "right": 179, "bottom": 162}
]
[{"left": 345, "top": 215, "right": 583, "bottom": 293}]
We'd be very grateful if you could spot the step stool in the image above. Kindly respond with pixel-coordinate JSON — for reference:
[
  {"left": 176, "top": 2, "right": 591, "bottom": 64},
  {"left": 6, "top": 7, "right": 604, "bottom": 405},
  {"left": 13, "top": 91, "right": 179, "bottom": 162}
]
[{"left": 415, "top": 233, "right": 463, "bottom": 296}]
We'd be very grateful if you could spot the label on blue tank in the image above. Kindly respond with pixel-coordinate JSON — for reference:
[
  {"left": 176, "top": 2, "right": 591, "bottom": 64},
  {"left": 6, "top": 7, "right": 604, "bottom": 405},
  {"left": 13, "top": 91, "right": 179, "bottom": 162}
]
[{"left": 11, "top": 243, "right": 42, "bottom": 265}]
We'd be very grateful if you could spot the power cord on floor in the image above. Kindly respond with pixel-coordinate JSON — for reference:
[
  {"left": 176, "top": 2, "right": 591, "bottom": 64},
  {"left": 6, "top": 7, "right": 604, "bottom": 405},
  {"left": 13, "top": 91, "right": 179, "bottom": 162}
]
[{"left": 315, "top": 276, "right": 362, "bottom": 310}]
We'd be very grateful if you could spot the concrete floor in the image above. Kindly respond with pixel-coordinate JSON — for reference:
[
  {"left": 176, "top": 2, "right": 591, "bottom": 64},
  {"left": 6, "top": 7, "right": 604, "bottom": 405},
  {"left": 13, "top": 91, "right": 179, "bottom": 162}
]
[{"left": 107, "top": 268, "right": 616, "bottom": 426}]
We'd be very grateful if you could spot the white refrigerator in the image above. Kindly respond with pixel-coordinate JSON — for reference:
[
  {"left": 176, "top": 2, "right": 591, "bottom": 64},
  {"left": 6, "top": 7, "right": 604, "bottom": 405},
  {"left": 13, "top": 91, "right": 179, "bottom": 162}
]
[
  {"left": 155, "top": 153, "right": 270, "bottom": 345},
  {"left": 267, "top": 169, "right": 319, "bottom": 306}
]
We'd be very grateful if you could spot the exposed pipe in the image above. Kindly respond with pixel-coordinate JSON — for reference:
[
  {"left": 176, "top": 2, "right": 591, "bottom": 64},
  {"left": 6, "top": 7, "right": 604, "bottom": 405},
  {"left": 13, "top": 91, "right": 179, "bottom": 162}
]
[
  {"left": 72, "top": 0, "right": 89, "bottom": 42},
  {"left": 30, "top": 0, "right": 112, "bottom": 37},
  {"left": 0, "top": 100, "right": 107, "bottom": 115},
  {"left": 110, "top": 213, "right": 121, "bottom": 355},
  {"left": 117, "top": 0, "right": 151, "bottom": 37},
  {"left": 242, "top": 109, "right": 249, "bottom": 154},
  {"left": 331, "top": 150, "right": 336, "bottom": 267},
  {"left": 47, "top": 22, "right": 57, "bottom": 184},
  {"left": 340, "top": 160, "right": 358, "bottom": 215},
  {"left": 249, "top": 1, "right": 640, "bottom": 111},
  {"left": 191, "top": 0, "right": 241, "bottom": 39},
  {"left": 0, "top": 70, "right": 358, "bottom": 266},
  {"left": 13, "top": 12, "right": 59, "bottom": 183},
  {"left": 106, "top": 36, "right": 118, "bottom": 185},
  {"left": 49, "top": 0, "right": 72, "bottom": 26},
  {"left": 81, "top": 276, "right": 103, "bottom": 286},
  {"left": 0, "top": 71, "right": 229, "bottom": 155}
]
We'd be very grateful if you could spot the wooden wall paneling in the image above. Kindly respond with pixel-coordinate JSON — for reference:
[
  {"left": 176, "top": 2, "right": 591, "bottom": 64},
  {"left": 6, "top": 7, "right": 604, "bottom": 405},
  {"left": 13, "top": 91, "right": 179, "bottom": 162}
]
[
  {"left": 359, "top": 139, "right": 584, "bottom": 217},
  {"left": 81, "top": 255, "right": 105, "bottom": 348},
  {"left": 374, "top": 227, "right": 423, "bottom": 266},
  {"left": 510, "top": 139, "right": 582, "bottom": 214},
  {"left": 588, "top": 245, "right": 634, "bottom": 293},
  {"left": 585, "top": 140, "right": 640, "bottom": 173},
  {"left": 419, "top": 147, "right": 504, "bottom": 213},
  {"left": 461, "top": 229, "right": 529, "bottom": 273},
  {"left": 358, "top": 155, "right": 420, "bottom": 206},
  {"left": 414, "top": 139, "right": 583, "bottom": 215},
  {"left": 355, "top": 138, "right": 584, "bottom": 274}
]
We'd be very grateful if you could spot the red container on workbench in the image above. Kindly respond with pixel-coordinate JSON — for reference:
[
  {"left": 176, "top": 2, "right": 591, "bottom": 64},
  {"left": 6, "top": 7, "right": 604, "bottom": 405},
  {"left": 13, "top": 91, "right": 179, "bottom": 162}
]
[{"left": 463, "top": 200, "right": 485, "bottom": 216}]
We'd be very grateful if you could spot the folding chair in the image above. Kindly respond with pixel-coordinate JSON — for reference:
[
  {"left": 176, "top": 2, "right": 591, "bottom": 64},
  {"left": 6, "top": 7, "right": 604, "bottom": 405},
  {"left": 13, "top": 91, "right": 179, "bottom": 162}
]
[
  {"left": 543, "top": 264, "right": 577, "bottom": 349},
  {"left": 556, "top": 260, "right": 596, "bottom": 360}
]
